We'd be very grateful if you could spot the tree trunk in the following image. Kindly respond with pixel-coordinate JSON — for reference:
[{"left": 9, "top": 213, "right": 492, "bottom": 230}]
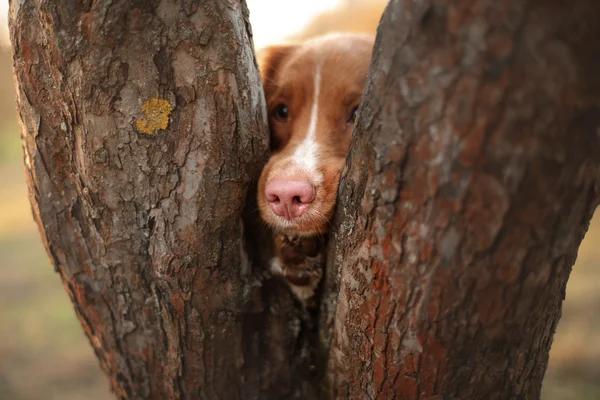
[
  {"left": 10, "top": 0, "right": 600, "bottom": 399},
  {"left": 9, "top": 1, "right": 316, "bottom": 398},
  {"left": 323, "top": 0, "right": 600, "bottom": 398}
]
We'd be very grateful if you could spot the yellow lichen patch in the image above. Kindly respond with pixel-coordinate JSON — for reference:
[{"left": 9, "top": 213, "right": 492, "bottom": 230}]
[{"left": 136, "top": 98, "right": 173, "bottom": 134}]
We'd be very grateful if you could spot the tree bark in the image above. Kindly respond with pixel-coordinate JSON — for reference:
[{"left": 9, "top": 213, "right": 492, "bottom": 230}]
[
  {"left": 10, "top": 1, "right": 316, "bottom": 398},
  {"left": 323, "top": 0, "right": 600, "bottom": 398},
  {"left": 10, "top": 0, "right": 600, "bottom": 399}
]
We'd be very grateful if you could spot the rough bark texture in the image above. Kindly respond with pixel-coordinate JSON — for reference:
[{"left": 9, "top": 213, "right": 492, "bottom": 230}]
[
  {"left": 10, "top": 1, "right": 316, "bottom": 398},
  {"left": 323, "top": 0, "right": 600, "bottom": 398},
  {"left": 11, "top": 0, "right": 600, "bottom": 398}
]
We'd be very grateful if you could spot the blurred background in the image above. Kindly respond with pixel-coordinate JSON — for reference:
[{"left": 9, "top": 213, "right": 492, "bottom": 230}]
[{"left": 0, "top": 1, "right": 598, "bottom": 399}]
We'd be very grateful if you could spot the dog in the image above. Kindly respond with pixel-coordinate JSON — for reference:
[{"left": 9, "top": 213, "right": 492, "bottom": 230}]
[{"left": 256, "top": 33, "right": 374, "bottom": 304}]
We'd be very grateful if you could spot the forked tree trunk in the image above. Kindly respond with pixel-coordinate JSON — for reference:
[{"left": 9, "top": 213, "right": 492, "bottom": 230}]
[
  {"left": 9, "top": 0, "right": 600, "bottom": 399},
  {"left": 9, "top": 0, "right": 315, "bottom": 398},
  {"left": 322, "top": 0, "right": 600, "bottom": 399}
]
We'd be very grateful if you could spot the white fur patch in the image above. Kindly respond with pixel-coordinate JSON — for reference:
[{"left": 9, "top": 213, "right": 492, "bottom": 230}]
[
  {"left": 292, "top": 65, "right": 323, "bottom": 184},
  {"left": 269, "top": 257, "right": 283, "bottom": 275},
  {"left": 269, "top": 257, "right": 316, "bottom": 302}
]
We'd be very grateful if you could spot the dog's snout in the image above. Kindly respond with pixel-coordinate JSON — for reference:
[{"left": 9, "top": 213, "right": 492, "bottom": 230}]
[{"left": 265, "top": 178, "right": 315, "bottom": 220}]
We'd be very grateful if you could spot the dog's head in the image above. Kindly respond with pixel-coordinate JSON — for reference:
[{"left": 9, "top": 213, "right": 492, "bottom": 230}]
[{"left": 256, "top": 34, "right": 374, "bottom": 236}]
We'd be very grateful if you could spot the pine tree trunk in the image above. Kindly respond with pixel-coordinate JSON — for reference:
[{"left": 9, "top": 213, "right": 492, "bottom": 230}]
[
  {"left": 322, "top": 0, "right": 600, "bottom": 398},
  {"left": 9, "top": 1, "right": 315, "bottom": 398}
]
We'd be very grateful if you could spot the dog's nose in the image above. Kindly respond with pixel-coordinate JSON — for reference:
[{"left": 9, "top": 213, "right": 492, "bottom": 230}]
[{"left": 265, "top": 179, "right": 315, "bottom": 220}]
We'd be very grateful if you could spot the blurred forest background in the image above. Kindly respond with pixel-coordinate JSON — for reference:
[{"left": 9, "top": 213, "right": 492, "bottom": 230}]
[{"left": 0, "top": 1, "right": 598, "bottom": 399}]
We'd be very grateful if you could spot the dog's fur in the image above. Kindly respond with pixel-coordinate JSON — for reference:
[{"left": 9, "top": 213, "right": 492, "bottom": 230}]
[{"left": 256, "top": 33, "right": 374, "bottom": 302}]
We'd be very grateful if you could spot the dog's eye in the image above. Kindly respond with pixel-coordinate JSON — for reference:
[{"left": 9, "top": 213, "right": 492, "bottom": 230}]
[
  {"left": 348, "top": 106, "right": 359, "bottom": 124},
  {"left": 273, "top": 104, "right": 289, "bottom": 121}
]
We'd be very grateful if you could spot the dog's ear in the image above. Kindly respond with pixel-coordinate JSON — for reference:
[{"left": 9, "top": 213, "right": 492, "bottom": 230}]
[{"left": 256, "top": 44, "right": 297, "bottom": 91}]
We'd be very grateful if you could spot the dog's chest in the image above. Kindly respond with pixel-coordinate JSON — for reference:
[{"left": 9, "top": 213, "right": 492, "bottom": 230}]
[{"left": 270, "top": 234, "right": 326, "bottom": 308}]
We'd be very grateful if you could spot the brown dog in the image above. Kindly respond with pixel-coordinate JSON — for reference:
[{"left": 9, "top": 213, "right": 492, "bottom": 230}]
[{"left": 256, "top": 33, "right": 374, "bottom": 302}]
